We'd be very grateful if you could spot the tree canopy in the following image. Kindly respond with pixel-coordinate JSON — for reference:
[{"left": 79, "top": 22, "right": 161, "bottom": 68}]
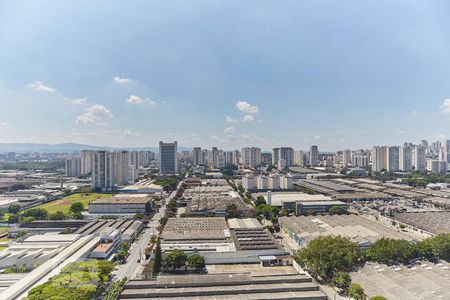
[{"left": 294, "top": 236, "right": 360, "bottom": 280}]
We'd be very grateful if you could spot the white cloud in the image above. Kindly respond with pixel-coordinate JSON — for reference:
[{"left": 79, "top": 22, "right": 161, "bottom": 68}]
[
  {"left": 242, "top": 115, "right": 255, "bottom": 122},
  {"left": 27, "top": 81, "right": 56, "bottom": 93},
  {"left": 224, "top": 126, "right": 235, "bottom": 134},
  {"left": 76, "top": 104, "right": 114, "bottom": 126},
  {"left": 411, "top": 110, "right": 418, "bottom": 115},
  {"left": 398, "top": 130, "right": 406, "bottom": 135},
  {"left": 68, "top": 97, "right": 88, "bottom": 105},
  {"left": 113, "top": 76, "right": 133, "bottom": 84},
  {"left": 239, "top": 132, "right": 265, "bottom": 143},
  {"left": 226, "top": 116, "right": 238, "bottom": 123},
  {"left": 126, "top": 95, "right": 144, "bottom": 105},
  {"left": 314, "top": 134, "right": 321, "bottom": 140},
  {"left": 236, "top": 100, "right": 259, "bottom": 114},
  {"left": 440, "top": 99, "right": 450, "bottom": 113}
]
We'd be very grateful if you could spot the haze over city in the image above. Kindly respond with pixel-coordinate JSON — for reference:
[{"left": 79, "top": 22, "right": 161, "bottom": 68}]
[{"left": 1, "top": 0, "right": 450, "bottom": 150}]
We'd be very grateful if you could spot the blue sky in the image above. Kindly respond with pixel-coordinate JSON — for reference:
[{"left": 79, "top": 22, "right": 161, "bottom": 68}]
[{"left": 1, "top": 0, "right": 450, "bottom": 151}]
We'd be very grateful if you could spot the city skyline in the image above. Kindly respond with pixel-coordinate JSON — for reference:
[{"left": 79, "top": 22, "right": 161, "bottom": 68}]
[{"left": 1, "top": 1, "right": 450, "bottom": 150}]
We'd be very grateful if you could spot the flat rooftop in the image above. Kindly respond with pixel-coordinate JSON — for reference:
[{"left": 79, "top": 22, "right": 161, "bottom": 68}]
[
  {"left": 258, "top": 192, "right": 332, "bottom": 207},
  {"left": 391, "top": 211, "right": 450, "bottom": 235},
  {"left": 161, "top": 217, "right": 230, "bottom": 242},
  {"left": 279, "top": 214, "right": 413, "bottom": 246},
  {"left": 91, "top": 196, "right": 151, "bottom": 204},
  {"left": 122, "top": 264, "right": 327, "bottom": 300}
]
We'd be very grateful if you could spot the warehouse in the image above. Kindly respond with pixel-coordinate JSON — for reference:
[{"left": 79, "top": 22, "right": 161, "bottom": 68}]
[
  {"left": 88, "top": 194, "right": 152, "bottom": 218},
  {"left": 279, "top": 214, "right": 413, "bottom": 248}
]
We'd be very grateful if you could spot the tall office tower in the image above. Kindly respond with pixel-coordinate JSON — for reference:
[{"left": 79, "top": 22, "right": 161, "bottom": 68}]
[
  {"left": 413, "top": 145, "right": 426, "bottom": 171},
  {"left": 112, "top": 151, "right": 130, "bottom": 186},
  {"left": 192, "top": 147, "right": 202, "bottom": 166},
  {"left": 387, "top": 146, "right": 400, "bottom": 172},
  {"left": 342, "top": 149, "right": 352, "bottom": 166},
  {"left": 241, "top": 147, "right": 262, "bottom": 168},
  {"left": 211, "top": 147, "right": 219, "bottom": 168},
  {"left": 309, "top": 146, "right": 319, "bottom": 167},
  {"left": 232, "top": 150, "right": 240, "bottom": 166},
  {"left": 92, "top": 151, "right": 113, "bottom": 191},
  {"left": 280, "top": 147, "right": 294, "bottom": 167},
  {"left": 65, "top": 156, "right": 81, "bottom": 177},
  {"left": 80, "top": 150, "right": 93, "bottom": 176},
  {"left": 159, "top": 141, "right": 178, "bottom": 175},
  {"left": 201, "top": 149, "right": 208, "bottom": 166},
  {"left": 371, "top": 146, "right": 388, "bottom": 172},
  {"left": 272, "top": 148, "right": 280, "bottom": 166},
  {"left": 294, "top": 150, "right": 302, "bottom": 166}
]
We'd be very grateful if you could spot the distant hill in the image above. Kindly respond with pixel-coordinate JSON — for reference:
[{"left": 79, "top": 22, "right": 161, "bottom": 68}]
[{"left": 0, "top": 143, "right": 192, "bottom": 153}]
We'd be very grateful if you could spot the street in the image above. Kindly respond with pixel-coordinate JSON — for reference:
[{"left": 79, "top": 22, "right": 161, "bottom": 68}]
[{"left": 113, "top": 202, "right": 166, "bottom": 280}]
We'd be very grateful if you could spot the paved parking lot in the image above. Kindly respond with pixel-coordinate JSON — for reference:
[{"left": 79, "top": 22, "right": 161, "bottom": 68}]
[{"left": 351, "top": 261, "right": 450, "bottom": 300}]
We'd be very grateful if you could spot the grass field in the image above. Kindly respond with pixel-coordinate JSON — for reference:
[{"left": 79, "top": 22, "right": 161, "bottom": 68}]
[{"left": 36, "top": 193, "right": 114, "bottom": 214}]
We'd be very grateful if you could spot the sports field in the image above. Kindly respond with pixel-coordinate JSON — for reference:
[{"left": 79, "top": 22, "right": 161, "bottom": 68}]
[{"left": 36, "top": 193, "right": 114, "bottom": 214}]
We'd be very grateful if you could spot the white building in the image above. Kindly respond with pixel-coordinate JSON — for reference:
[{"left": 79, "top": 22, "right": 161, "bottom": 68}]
[
  {"left": 65, "top": 156, "right": 81, "bottom": 177},
  {"left": 242, "top": 175, "right": 255, "bottom": 190},
  {"left": 241, "top": 147, "right": 261, "bottom": 168},
  {"left": 257, "top": 176, "right": 268, "bottom": 190},
  {"left": 269, "top": 174, "right": 280, "bottom": 190},
  {"left": 413, "top": 145, "right": 426, "bottom": 171},
  {"left": 399, "top": 144, "right": 413, "bottom": 172},
  {"left": 387, "top": 146, "right": 400, "bottom": 172},
  {"left": 427, "top": 159, "right": 448, "bottom": 173}
]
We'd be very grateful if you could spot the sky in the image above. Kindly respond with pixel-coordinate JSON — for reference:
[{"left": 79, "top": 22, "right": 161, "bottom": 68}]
[{"left": 1, "top": 0, "right": 450, "bottom": 151}]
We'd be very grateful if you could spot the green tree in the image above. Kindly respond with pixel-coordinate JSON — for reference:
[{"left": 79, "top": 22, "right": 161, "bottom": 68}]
[
  {"left": 331, "top": 271, "right": 351, "bottom": 292},
  {"left": 49, "top": 211, "right": 66, "bottom": 220},
  {"left": 257, "top": 204, "right": 273, "bottom": 219},
  {"left": 153, "top": 239, "right": 162, "bottom": 275},
  {"left": 369, "top": 296, "right": 387, "bottom": 300},
  {"left": 329, "top": 205, "right": 347, "bottom": 215},
  {"left": 348, "top": 283, "right": 365, "bottom": 300},
  {"left": 295, "top": 236, "right": 360, "bottom": 280},
  {"left": 365, "top": 238, "right": 414, "bottom": 265},
  {"left": 187, "top": 253, "right": 205, "bottom": 269},
  {"left": 23, "top": 208, "right": 48, "bottom": 220},
  {"left": 8, "top": 204, "right": 20, "bottom": 214},
  {"left": 70, "top": 202, "right": 84, "bottom": 213},
  {"left": 225, "top": 203, "right": 239, "bottom": 219},
  {"left": 255, "top": 195, "right": 266, "bottom": 206},
  {"left": 164, "top": 249, "right": 188, "bottom": 270}
]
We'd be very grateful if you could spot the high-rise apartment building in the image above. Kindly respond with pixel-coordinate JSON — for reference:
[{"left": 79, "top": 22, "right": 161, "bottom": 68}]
[
  {"left": 272, "top": 148, "right": 280, "bottom": 166},
  {"left": 80, "top": 150, "right": 93, "bottom": 176},
  {"left": 399, "top": 144, "right": 413, "bottom": 172},
  {"left": 65, "top": 156, "right": 81, "bottom": 177},
  {"left": 371, "top": 146, "right": 388, "bottom": 172},
  {"left": 192, "top": 147, "right": 202, "bottom": 166},
  {"left": 159, "top": 141, "right": 178, "bottom": 175},
  {"left": 241, "top": 147, "right": 261, "bottom": 168},
  {"left": 387, "top": 146, "right": 400, "bottom": 172},
  {"left": 413, "top": 145, "right": 426, "bottom": 171},
  {"left": 91, "top": 151, "right": 113, "bottom": 191},
  {"left": 280, "top": 147, "right": 294, "bottom": 167},
  {"left": 342, "top": 149, "right": 352, "bottom": 166}
]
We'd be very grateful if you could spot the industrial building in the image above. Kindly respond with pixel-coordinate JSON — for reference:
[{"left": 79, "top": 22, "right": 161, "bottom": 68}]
[
  {"left": 279, "top": 214, "right": 413, "bottom": 248},
  {"left": 121, "top": 265, "right": 328, "bottom": 300},
  {"left": 88, "top": 194, "right": 152, "bottom": 218},
  {"left": 256, "top": 191, "right": 346, "bottom": 215},
  {"left": 387, "top": 211, "right": 450, "bottom": 237},
  {"left": 159, "top": 217, "right": 288, "bottom": 264}
]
